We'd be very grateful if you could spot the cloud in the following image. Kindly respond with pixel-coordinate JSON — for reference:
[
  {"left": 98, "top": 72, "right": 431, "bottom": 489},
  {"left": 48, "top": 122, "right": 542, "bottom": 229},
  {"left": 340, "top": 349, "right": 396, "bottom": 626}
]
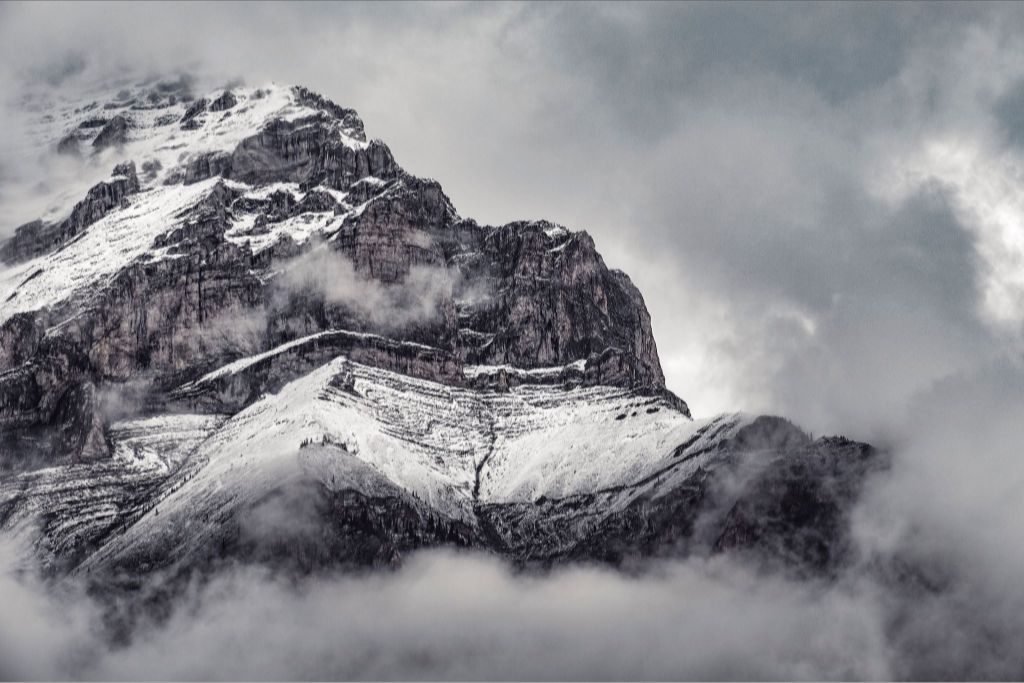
[
  {"left": 272, "top": 246, "right": 454, "bottom": 331},
  {"left": 851, "top": 357, "right": 1024, "bottom": 679},
  {"left": 0, "top": 548, "right": 892, "bottom": 682},
  {"left": 0, "top": 541, "right": 99, "bottom": 681}
]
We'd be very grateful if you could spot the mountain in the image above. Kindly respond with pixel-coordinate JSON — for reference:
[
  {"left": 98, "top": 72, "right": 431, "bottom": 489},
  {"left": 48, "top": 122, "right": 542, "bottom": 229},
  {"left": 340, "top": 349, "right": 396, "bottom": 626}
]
[{"left": 0, "top": 78, "right": 883, "bottom": 591}]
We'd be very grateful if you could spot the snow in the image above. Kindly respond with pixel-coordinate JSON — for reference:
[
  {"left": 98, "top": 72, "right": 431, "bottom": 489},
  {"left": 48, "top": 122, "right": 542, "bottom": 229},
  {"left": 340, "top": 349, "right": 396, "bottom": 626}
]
[
  {"left": 549, "top": 238, "right": 573, "bottom": 254},
  {"left": 80, "top": 354, "right": 750, "bottom": 574},
  {"left": 109, "top": 414, "right": 229, "bottom": 474},
  {"left": 122, "top": 84, "right": 323, "bottom": 188},
  {"left": 544, "top": 224, "right": 569, "bottom": 239},
  {"left": 0, "top": 413, "right": 225, "bottom": 570},
  {"left": 0, "top": 79, "right": 394, "bottom": 323},
  {"left": 239, "top": 181, "right": 303, "bottom": 200},
  {"left": 179, "top": 331, "right": 335, "bottom": 388},
  {"left": 1, "top": 82, "right": 413, "bottom": 326},
  {"left": 225, "top": 210, "right": 344, "bottom": 254},
  {"left": 176, "top": 329, "right": 446, "bottom": 394},
  {"left": 5, "top": 83, "right": 353, "bottom": 227},
  {"left": 463, "top": 359, "right": 587, "bottom": 379},
  {"left": 0, "top": 178, "right": 221, "bottom": 326},
  {"left": 353, "top": 176, "right": 386, "bottom": 186}
]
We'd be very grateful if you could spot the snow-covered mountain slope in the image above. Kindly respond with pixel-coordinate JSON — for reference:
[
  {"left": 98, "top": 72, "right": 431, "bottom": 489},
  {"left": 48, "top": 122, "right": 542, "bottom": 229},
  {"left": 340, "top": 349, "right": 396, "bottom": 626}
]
[
  {"left": 0, "top": 178, "right": 220, "bottom": 325},
  {"left": 0, "top": 77, "right": 882, "bottom": 582},
  {"left": 3, "top": 350, "right": 877, "bottom": 579}
]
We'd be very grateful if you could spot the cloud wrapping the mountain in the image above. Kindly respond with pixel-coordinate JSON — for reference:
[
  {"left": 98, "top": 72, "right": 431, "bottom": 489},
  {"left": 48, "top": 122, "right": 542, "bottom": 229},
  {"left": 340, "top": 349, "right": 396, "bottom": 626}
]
[{"left": 0, "top": 548, "right": 892, "bottom": 681}]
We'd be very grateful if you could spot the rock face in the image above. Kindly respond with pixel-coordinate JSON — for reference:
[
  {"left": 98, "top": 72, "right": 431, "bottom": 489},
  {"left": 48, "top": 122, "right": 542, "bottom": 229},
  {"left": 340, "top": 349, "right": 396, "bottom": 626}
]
[
  {"left": 92, "top": 114, "right": 130, "bottom": 151},
  {"left": 1, "top": 162, "right": 140, "bottom": 264},
  {"left": 0, "top": 81, "right": 879, "bottom": 591}
]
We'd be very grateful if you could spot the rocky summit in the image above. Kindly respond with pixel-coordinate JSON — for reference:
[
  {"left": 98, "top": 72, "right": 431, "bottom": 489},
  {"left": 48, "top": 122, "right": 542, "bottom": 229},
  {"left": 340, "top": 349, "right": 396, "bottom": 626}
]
[{"left": 0, "top": 79, "right": 883, "bottom": 590}]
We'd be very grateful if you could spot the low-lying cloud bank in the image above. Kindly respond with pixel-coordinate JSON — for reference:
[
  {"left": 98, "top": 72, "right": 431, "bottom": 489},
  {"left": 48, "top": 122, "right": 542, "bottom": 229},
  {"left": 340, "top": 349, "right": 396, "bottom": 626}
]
[{"left": 0, "top": 549, "right": 891, "bottom": 681}]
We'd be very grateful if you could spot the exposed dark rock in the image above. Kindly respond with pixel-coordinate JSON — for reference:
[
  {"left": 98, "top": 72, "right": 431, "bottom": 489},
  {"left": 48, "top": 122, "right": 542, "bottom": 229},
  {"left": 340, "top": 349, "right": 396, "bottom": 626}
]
[
  {"left": 0, "top": 220, "right": 60, "bottom": 264},
  {"left": 91, "top": 114, "right": 130, "bottom": 150},
  {"left": 476, "top": 423, "right": 883, "bottom": 577},
  {"left": 453, "top": 220, "right": 667, "bottom": 390},
  {"left": 712, "top": 435, "right": 885, "bottom": 574},
  {"left": 1, "top": 163, "right": 140, "bottom": 264},
  {"left": 209, "top": 90, "right": 237, "bottom": 112},
  {"left": 79, "top": 117, "right": 109, "bottom": 129},
  {"left": 57, "top": 133, "right": 81, "bottom": 156},
  {"left": 183, "top": 150, "right": 232, "bottom": 184},
  {"left": 169, "top": 330, "right": 464, "bottom": 413},
  {"left": 180, "top": 97, "right": 207, "bottom": 127},
  {"left": 140, "top": 158, "right": 163, "bottom": 181},
  {"left": 229, "top": 115, "right": 399, "bottom": 190},
  {"left": 54, "top": 380, "right": 110, "bottom": 463},
  {"left": 292, "top": 85, "right": 366, "bottom": 140}
]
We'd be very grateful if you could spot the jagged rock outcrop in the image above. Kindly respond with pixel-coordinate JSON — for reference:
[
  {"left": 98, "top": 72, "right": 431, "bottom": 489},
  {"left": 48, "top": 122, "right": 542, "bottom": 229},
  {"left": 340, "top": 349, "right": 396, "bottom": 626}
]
[
  {"left": 453, "top": 220, "right": 667, "bottom": 391},
  {"left": 1, "top": 162, "right": 140, "bottom": 263},
  {"left": 0, "top": 84, "right": 675, "bottom": 468},
  {"left": 209, "top": 90, "right": 237, "bottom": 112},
  {"left": 92, "top": 114, "right": 130, "bottom": 150},
  {"left": 180, "top": 97, "right": 208, "bottom": 129}
]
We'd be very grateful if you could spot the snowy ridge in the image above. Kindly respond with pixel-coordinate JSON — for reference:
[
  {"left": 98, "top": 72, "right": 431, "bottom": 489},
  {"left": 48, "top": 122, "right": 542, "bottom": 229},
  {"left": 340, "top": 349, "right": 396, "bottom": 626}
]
[
  {"left": 463, "top": 359, "right": 587, "bottom": 380},
  {"left": 225, "top": 209, "right": 343, "bottom": 254},
  {"left": 179, "top": 331, "right": 336, "bottom": 388},
  {"left": 0, "top": 82, "right": 399, "bottom": 327},
  {"left": 70, "top": 354, "right": 748, "bottom": 574},
  {"left": 0, "top": 178, "right": 221, "bottom": 326},
  {"left": 0, "top": 414, "right": 225, "bottom": 571},
  {"left": 173, "top": 328, "right": 449, "bottom": 396}
]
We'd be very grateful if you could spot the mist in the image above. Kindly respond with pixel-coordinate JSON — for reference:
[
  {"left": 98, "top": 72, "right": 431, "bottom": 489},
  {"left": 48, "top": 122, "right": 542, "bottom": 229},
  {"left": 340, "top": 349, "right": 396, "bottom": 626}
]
[
  {"left": 274, "top": 247, "right": 454, "bottom": 331},
  {"left": 1, "top": 547, "right": 892, "bottom": 681},
  {"left": 2, "top": 2, "right": 1024, "bottom": 680}
]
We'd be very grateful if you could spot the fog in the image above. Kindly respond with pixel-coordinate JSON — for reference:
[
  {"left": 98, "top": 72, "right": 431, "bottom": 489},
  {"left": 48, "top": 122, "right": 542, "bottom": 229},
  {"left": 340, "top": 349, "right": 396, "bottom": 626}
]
[
  {"left": 0, "top": 547, "right": 891, "bottom": 681},
  {"left": 1, "top": 2, "right": 1024, "bottom": 680},
  {"left": 274, "top": 247, "right": 454, "bottom": 330}
]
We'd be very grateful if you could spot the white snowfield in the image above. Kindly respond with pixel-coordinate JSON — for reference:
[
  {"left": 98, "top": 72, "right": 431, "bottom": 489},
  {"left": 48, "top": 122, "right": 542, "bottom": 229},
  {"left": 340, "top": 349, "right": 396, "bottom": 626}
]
[
  {"left": 75, "top": 355, "right": 750, "bottom": 573},
  {"left": 0, "top": 414, "right": 226, "bottom": 570}
]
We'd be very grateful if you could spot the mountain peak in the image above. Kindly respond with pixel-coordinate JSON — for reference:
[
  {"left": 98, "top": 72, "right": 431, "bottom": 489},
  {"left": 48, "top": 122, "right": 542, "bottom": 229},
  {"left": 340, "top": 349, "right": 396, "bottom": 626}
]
[
  {"left": 0, "top": 75, "right": 680, "bottom": 475},
  {"left": 0, "top": 73, "right": 884, "bottom": 600}
]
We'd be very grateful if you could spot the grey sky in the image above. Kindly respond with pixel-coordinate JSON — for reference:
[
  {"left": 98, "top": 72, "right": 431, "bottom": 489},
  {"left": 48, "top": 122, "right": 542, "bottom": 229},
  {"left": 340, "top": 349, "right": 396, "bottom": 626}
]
[{"left": 2, "top": 1, "right": 1023, "bottom": 437}]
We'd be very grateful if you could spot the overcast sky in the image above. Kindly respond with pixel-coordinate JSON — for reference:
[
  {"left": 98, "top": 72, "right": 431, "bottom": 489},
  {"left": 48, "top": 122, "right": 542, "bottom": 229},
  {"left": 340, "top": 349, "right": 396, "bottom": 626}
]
[{"left": 2, "top": 1, "right": 1023, "bottom": 438}]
